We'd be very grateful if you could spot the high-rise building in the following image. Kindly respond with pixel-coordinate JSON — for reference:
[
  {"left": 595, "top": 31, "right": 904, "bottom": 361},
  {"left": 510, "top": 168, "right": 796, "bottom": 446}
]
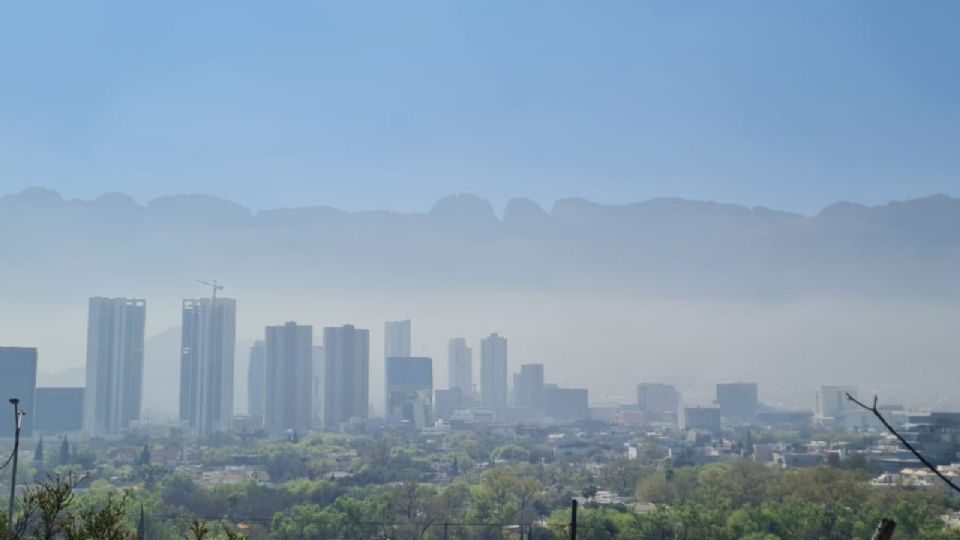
[
  {"left": 179, "top": 297, "right": 237, "bottom": 437},
  {"left": 544, "top": 386, "right": 588, "bottom": 423},
  {"left": 447, "top": 338, "right": 472, "bottom": 395},
  {"left": 384, "top": 320, "right": 411, "bottom": 358},
  {"left": 264, "top": 322, "right": 313, "bottom": 433},
  {"left": 312, "top": 345, "right": 324, "bottom": 426},
  {"left": 323, "top": 325, "right": 369, "bottom": 429},
  {"left": 246, "top": 341, "right": 266, "bottom": 421},
  {"left": 386, "top": 356, "right": 433, "bottom": 428},
  {"left": 480, "top": 333, "right": 508, "bottom": 410},
  {"left": 0, "top": 347, "right": 37, "bottom": 438},
  {"left": 514, "top": 363, "right": 545, "bottom": 413},
  {"left": 35, "top": 387, "right": 84, "bottom": 434},
  {"left": 716, "top": 382, "right": 759, "bottom": 423},
  {"left": 83, "top": 297, "right": 146, "bottom": 435},
  {"left": 637, "top": 383, "right": 681, "bottom": 414}
]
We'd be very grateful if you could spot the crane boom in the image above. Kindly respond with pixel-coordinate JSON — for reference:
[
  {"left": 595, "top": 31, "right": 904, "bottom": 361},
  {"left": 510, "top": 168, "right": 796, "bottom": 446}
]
[{"left": 197, "top": 279, "right": 224, "bottom": 301}]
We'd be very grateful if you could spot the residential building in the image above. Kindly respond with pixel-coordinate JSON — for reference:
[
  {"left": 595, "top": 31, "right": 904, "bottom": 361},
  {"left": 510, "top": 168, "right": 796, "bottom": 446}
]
[
  {"left": 0, "top": 347, "right": 37, "bottom": 437},
  {"left": 323, "top": 325, "right": 369, "bottom": 429},
  {"left": 264, "top": 322, "right": 313, "bottom": 433},
  {"left": 83, "top": 297, "right": 146, "bottom": 435},
  {"left": 179, "top": 297, "right": 237, "bottom": 437},
  {"left": 480, "top": 333, "right": 508, "bottom": 410}
]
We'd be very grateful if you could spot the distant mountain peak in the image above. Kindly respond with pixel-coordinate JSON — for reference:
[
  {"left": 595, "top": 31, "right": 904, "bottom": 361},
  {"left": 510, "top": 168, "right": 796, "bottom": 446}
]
[
  {"left": 145, "top": 193, "right": 253, "bottom": 222},
  {"left": 4, "top": 186, "right": 64, "bottom": 205},
  {"left": 93, "top": 192, "right": 139, "bottom": 208},
  {"left": 428, "top": 194, "right": 498, "bottom": 223},
  {"left": 503, "top": 198, "right": 549, "bottom": 226}
]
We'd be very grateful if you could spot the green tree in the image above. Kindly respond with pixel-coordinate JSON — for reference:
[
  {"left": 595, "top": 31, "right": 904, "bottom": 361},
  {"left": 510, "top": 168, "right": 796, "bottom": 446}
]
[
  {"left": 137, "top": 444, "right": 152, "bottom": 467},
  {"left": 59, "top": 437, "right": 70, "bottom": 466},
  {"left": 271, "top": 504, "right": 344, "bottom": 540},
  {"left": 491, "top": 445, "right": 531, "bottom": 462}
]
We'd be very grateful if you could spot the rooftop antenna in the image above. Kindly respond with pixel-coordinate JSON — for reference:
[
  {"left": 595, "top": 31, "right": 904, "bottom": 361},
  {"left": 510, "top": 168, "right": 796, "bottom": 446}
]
[{"left": 197, "top": 279, "right": 223, "bottom": 301}]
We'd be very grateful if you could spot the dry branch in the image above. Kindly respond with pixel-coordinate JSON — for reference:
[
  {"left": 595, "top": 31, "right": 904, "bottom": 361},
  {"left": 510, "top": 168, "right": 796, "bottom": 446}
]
[{"left": 846, "top": 392, "right": 960, "bottom": 495}]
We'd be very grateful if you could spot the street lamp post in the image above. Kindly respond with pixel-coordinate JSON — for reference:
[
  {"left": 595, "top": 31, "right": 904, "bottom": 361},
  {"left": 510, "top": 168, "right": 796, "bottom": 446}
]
[{"left": 7, "top": 398, "right": 26, "bottom": 531}]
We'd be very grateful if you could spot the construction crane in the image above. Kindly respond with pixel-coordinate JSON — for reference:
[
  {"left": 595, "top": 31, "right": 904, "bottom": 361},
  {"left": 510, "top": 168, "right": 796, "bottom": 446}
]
[{"left": 197, "top": 279, "right": 223, "bottom": 301}]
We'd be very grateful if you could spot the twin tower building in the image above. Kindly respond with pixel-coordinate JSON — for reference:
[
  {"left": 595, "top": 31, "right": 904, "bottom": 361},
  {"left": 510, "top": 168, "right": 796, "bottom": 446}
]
[
  {"left": 83, "top": 295, "right": 238, "bottom": 437},
  {"left": 247, "top": 322, "right": 370, "bottom": 433}
]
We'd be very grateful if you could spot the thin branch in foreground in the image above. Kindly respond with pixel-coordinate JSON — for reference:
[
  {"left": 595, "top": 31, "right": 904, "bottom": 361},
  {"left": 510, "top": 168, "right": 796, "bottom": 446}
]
[{"left": 846, "top": 392, "right": 960, "bottom": 495}]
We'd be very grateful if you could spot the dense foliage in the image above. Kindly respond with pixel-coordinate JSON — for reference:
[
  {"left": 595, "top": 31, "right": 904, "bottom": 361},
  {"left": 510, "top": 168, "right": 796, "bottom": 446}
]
[{"left": 2, "top": 430, "right": 959, "bottom": 539}]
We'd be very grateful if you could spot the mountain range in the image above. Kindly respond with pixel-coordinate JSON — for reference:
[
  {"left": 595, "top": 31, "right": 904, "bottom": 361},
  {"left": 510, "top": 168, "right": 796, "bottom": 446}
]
[
  {"left": 3, "top": 187, "right": 959, "bottom": 299},
  {"left": 5, "top": 187, "right": 960, "bottom": 412}
]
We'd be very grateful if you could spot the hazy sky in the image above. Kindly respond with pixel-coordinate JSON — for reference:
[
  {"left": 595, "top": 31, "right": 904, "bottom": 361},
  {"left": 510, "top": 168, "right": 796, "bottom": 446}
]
[{"left": 2, "top": 1, "right": 959, "bottom": 213}]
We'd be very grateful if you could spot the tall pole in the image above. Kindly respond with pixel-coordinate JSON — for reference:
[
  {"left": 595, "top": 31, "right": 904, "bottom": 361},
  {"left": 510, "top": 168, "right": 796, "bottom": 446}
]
[
  {"left": 570, "top": 499, "right": 577, "bottom": 540},
  {"left": 7, "top": 398, "right": 24, "bottom": 531}
]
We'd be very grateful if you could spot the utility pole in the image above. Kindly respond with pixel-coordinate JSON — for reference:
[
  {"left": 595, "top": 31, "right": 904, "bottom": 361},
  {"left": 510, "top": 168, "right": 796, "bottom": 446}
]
[
  {"left": 570, "top": 499, "right": 577, "bottom": 540},
  {"left": 7, "top": 398, "right": 26, "bottom": 531}
]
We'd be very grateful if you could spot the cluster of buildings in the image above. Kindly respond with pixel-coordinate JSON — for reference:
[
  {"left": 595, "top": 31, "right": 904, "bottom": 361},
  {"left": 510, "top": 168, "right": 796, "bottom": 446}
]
[
  {"left": 0, "top": 293, "right": 589, "bottom": 439},
  {"left": 245, "top": 321, "right": 589, "bottom": 433},
  {"left": 615, "top": 382, "right": 884, "bottom": 433}
]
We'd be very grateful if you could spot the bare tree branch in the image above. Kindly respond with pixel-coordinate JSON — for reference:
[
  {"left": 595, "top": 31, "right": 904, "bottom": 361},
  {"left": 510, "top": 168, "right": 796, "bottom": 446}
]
[{"left": 846, "top": 392, "right": 960, "bottom": 495}]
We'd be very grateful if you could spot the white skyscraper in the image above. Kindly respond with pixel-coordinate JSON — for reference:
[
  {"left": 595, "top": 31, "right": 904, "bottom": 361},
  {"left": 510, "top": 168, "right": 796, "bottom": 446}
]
[
  {"left": 480, "top": 333, "right": 508, "bottom": 410},
  {"left": 83, "top": 297, "right": 146, "bottom": 435},
  {"left": 323, "top": 325, "right": 370, "bottom": 429},
  {"left": 179, "top": 297, "right": 236, "bottom": 438},
  {"left": 447, "top": 338, "right": 473, "bottom": 394},
  {"left": 264, "top": 322, "right": 313, "bottom": 433}
]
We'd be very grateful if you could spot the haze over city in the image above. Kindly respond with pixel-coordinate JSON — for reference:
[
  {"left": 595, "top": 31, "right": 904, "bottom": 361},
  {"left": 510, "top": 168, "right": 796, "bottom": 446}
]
[
  {"left": 3, "top": 3, "right": 960, "bottom": 539},
  {"left": 2, "top": 187, "right": 960, "bottom": 417}
]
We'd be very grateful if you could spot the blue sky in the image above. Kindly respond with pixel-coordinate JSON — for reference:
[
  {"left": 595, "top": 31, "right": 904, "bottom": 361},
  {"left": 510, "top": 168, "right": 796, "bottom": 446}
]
[{"left": 2, "top": 1, "right": 959, "bottom": 213}]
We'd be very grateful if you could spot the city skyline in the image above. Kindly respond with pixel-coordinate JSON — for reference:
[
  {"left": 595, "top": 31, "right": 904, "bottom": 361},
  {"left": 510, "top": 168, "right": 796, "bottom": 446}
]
[
  {"left": 2, "top": 2, "right": 959, "bottom": 536},
  {"left": 0, "top": 299, "right": 942, "bottom": 436},
  {"left": 0, "top": 288, "right": 940, "bottom": 416}
]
